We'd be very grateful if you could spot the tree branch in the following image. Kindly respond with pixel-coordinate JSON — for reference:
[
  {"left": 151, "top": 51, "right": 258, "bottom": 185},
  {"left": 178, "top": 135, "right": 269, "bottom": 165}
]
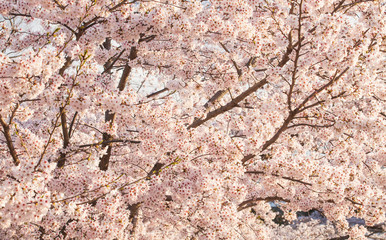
[
  {"left": 68, "top": 111, "right": 78, "bottom": 138},
  {"left": 297, "top": 67, "right": 349, "bottom": 112},
  {"left": 287, "top": 1, "right": 303, "bottom": 111},
  {"left": 57, "top": 107, "right": 70, "bottom": 168},
  {"left": 0, "top": 115, "right": 20, "bottom": 166},
  {"left": 238, "top": 196, "right": 290, "bottom": 211},
  {"left": 98, "top": 132, "right": 114, "bottom": 171},
  {"left": 203, "top": 90, "right": 227, "bottom": 109},
  {"left": 188, "top": 78, "right": 268, "bottom": 129},
  {"left": 109, "top": 0, "right": 138, "bottom": 12},
  {"left": 261, "top": 111, "right": 297, "bottom": 152},
  {"left": 128, "top": 203, "right": 141, "bottom": 236},
  {"left": 245, "top": 171, "right": 313, "bottom": 186},
  {"left": 78, "top": 139, "right": 141, "bottom": 148},
  {"left": 53, "top": 0, "right": 67, "bottom": 10},
  {"left": 99, "top": 46, "right": 137, "bottom": 170},
  {"left": 58, "top": 56, "right": 73, "bottom": 76},
  {"left": 103, "top": 48, "right": 126, "bottom": 74},
  {"left": 146, "top": 87, "right": 169, "bottom": 98},
  {"left": 117, "top": 64, "right": 131, "bottom": 91},
  {"left": 287, "top": 122, "right": 335, "bottom": 129}
]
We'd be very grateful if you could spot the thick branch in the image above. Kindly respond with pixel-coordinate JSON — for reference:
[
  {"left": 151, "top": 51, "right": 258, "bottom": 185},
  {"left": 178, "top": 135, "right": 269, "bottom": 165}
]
[
  {"left": 117, "top": 64, "right": 131, "bottom": 91},
  {"left": 328, "top": 235, "right": 349, "bottom": 240},
  {"left": 56, "top": 56, "right": 75, "bottom": 168},
  {"left": 58, "top": 56, "right": 72, "bottom": 76},
  {"left": 146, "top": 88, "right": 169, "bottom": 98},
  {"left": 146, "top": 162, "right": 165, "bottom": 179},
  {"left": 0, "top": 115, "right": 20, "bottom": 166},
  {"left": 261, "top": 111, "right": 297, "bottom": 151},
  {"left": 287, "top": 1, "right": 303, "bottom": 111},
  {"left": 60, "top": 107, "right": 70, "bottom": 148},
  {"left": 57, "top": 107, "right": 70, "bottom": 168},
  {"left": 128, "top": 203, "right": 141, "bottom": 236},
  {"left": 203, "top": 90, "right": 227, "bottom": 109},
  {"left": 102, "top": 37, "right": 112, "bottom": 50},
  {"left": 99, "top": 45, "right": 137, "bottom": 170},
  {"left": 238, "top": 196, "right": 289, "bottom": 211},
  {"left": 188, "top": 78, "right": 268, "bottom": 129},
  {"left": 98, "top": 133, "right": 114, "bottom": 171}
]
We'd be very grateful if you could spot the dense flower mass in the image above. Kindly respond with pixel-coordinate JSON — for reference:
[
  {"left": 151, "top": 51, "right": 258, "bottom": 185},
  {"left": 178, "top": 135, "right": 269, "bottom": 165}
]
[{"left": 0, "top": 0, "right": 385, "bottom": 239}]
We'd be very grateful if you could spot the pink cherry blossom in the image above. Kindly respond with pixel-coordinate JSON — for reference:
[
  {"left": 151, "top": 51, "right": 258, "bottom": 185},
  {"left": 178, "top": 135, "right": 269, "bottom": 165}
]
[{"left": 0, "top": 0, "right": 385, "bottom": 239}]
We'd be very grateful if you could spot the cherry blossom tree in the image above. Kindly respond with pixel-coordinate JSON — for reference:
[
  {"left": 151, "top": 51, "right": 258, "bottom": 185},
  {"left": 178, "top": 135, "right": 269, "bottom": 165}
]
[{"left": 0, "top": 0, "right": 385, "bottom": 239}]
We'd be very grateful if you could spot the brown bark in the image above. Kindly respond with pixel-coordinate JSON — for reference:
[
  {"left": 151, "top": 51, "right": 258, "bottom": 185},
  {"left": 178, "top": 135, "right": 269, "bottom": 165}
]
[
  {"left": 56, "top": 55, "right": 75, "bottom": 168},
  {"left": 98, "top": 132, "right": 114, "bottom": 171},
  {"left": 188, "top": 78, "right": 268, "bottom": 129},
  {"left": 238, "top": 197, "right": 290, "bottom": 211},
  {"left": 57, "top": 107, "right": 70, "bottom": 168},
  {"left": 0, "top": 115, "right": 20, "bottom": 166},
  {"left": 99, "top": 46, "right": 137, "bottom": 171},
  {"left": 118, "top": 64, "right": 131, "bottom": 91},
  {"left": 128, "top": 203, "right": 141, "bottom": 236}
]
